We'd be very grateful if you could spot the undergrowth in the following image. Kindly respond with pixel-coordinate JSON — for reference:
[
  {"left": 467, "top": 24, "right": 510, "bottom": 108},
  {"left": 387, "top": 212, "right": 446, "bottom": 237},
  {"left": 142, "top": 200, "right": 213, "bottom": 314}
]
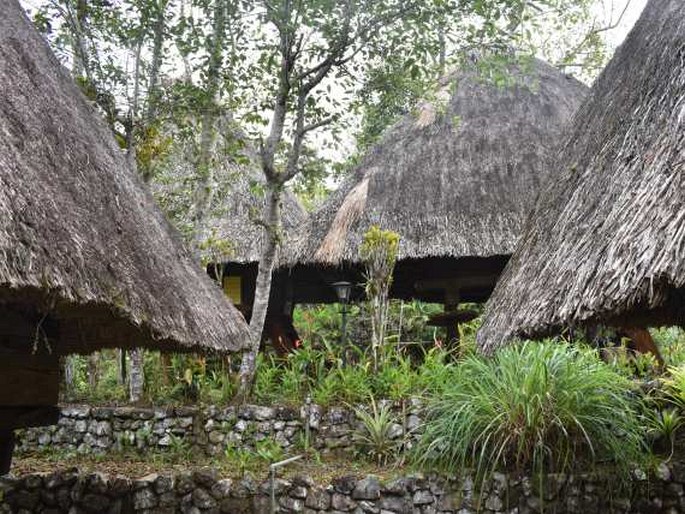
[{"left": 412, "top": 341, "right": 649, "bottom": 481}]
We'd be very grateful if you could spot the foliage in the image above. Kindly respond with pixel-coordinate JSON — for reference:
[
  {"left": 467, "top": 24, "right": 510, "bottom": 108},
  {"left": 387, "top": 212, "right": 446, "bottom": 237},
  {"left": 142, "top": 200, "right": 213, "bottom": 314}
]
[
  {"left": 166, "top": 433, "right": 193, "bottom": 461},
  {"left": 224, "top": 442, "right": 257, "bottom": 477},
  {"left": 652, "top": 327, "right": 685, "bottom": 368},
  {"left": 224, "top": 437, "right": 285, "bottom": 477},
  {"left": 255, "top": 438, "right": 285, "bottom": 464},
  {"left": 352, "top": 397, "right": 400, "bottom": 466},
  {"left": 662, "top": 365, "right": 685, "bottom": 411},
  {"left": 353, "top": 54, "right": 434, "bottom": 152},
  {"left": 413, "top": 341, "right": 648, "bottom": 480},
  {"left": 250, "top": 337, "right": 462, "bottom": 407},
  {"left": 645, "top": 407, "right": 682, "bottom": 459},
  {"left": 62, "top": 350, "right": 127, "bottom": 404},
  {"left": 604, "top": 345, "right": 661, "bottom": 380},
  {"left": 414, "top": 347, "right": 459, "bottom": 395}
]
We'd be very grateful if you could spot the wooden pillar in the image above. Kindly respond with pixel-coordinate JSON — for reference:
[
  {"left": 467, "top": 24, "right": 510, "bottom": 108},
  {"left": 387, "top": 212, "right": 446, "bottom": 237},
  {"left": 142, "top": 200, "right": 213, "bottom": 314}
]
[
  {"left": 0, "top": 429, "right": 15, "bottom": 475},
  {"left": 444, "top": 289, "right": 460, "bottom": 345}
]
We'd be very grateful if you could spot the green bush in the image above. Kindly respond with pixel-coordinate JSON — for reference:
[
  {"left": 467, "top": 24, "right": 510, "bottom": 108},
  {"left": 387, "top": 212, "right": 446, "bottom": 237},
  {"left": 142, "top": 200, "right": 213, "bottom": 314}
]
[
  {"left": 414, "top": 346, "right": 457, "bottom": 395},
  {"left": 653, "top": 327, "right": 685, "bottom": 367},
  {"left": 663, "top": 364, "right": 685, "bottom": 410},
  {"left": 413, "top": 341, "right": 648, "bottom": 480}
]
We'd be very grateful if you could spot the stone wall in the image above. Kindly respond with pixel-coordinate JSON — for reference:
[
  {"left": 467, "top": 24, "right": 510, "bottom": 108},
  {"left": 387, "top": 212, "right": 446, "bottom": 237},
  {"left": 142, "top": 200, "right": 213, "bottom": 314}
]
[
  {"left": 1, "top": 464, "right": 682, "bottom": 513},
  {"left": 16, "top": 402, "right": 422, "bottom": 457}
]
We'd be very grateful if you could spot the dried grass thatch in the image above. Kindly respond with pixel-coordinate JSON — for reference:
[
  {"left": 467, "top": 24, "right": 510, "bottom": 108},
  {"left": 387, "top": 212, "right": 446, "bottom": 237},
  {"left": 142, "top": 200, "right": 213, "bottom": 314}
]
[
  {"left": 0, "top": 0, "right": 250, "bottom": 355},
  {"left": 197, "top": 154, "right": 306, "bottom": 265},
  {"left": 477, "top": 0, "right": 685, "bottom": 353},
  {"left": 288, "top": 56, "right": 587, "bottom": 269},
  {"left": 154, "top": 121, "right": 306, "bottom": 266}
]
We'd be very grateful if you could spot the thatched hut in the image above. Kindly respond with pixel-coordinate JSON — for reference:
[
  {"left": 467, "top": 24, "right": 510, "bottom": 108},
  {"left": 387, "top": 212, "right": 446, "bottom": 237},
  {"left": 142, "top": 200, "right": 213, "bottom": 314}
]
[
  {"left": 154, "top": 129, "right": 307, "bottom": 353},
  {"left": 153, "top": 121, "right": 306, "bottom": 323},
  {"left": 477, "top": 0, "right": 685, "bottom": 353},
  {"left": 287, "top": 57, "right": 588, "bottom": 318},
  {"left": 196, "top": 151, "right": 306, "bottom": 317},
  {"left": 0, "top": 0, "right": 249, "bottom": 471}
]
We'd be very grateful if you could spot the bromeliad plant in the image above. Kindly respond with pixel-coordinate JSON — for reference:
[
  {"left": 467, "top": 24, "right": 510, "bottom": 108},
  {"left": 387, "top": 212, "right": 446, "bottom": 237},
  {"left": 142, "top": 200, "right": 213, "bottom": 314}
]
[
  {"left": 352, "top": 396, "right": 400, "bottom": 467},
  {"left": 413, "top": 341, "right": 648, "bottom": 481}
]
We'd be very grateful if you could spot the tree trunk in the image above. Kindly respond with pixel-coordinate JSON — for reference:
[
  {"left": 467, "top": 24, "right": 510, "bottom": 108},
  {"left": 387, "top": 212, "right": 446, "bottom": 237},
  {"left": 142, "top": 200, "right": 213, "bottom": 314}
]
[
  {"left": 128, "top": 349, "right": 145, "bottom": 402},
  {"left": 62, "top": 356, "right": 75, "bottom": 397},
  {"left": 236, "top": 186, "right": 282, "bottom": 400},
  {"left": 160, "top": 353, "right": 171, "bottom": 386},
  {"left": 69, "top": 0, "right": 92, "bottom": 83},
  {"left": 144, "top": 0, "right": 167, "bottom": 127}
]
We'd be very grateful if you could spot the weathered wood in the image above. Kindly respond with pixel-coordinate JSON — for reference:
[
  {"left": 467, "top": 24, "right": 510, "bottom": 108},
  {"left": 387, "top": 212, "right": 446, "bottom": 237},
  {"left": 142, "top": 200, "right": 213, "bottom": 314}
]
[
  {"left": 427, "top": 309, "right": 479, "bottom": 327},
  {"left": 415, "top": 275, "right": 500, "bottom": 293},
  {"left": 0, "top": 353, "right": 59, "bottom": 407},
  {"left": 0, "top": 406, "right": 60, "bottom": 430},
  {"left": 0, "top": 429, "right": 15, "bottom": 475}
]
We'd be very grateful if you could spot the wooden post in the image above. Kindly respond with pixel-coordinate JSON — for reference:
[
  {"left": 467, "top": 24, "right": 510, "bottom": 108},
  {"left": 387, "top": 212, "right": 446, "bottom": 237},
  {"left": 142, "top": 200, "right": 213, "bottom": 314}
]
[
  {"left": 0, "top": 406, "right": 60, "bottom": 475},
  {"left": 444, "top": 288, "right": 460, "bottom": 346},
  {"left": 0, "top": 429, "right": 15, "bottom": 475}
]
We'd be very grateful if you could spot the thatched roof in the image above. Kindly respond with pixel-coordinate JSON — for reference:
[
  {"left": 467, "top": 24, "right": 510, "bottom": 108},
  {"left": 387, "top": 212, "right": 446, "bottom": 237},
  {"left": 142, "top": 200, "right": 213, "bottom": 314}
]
[
  {"left": 0, "top": 0, "right": 250, "bottom": 355},
  {"left": 152, "top": 117, "right": 306, "bottom": 266},
  {"left": 288, "top": 56, "right": 588, "bottom": 268},
  {"left": 197, "top": 150, "right": 306, "bottom": 265},
  {"left": 477, "top": 0, "right": 685, "bottom": 353}
]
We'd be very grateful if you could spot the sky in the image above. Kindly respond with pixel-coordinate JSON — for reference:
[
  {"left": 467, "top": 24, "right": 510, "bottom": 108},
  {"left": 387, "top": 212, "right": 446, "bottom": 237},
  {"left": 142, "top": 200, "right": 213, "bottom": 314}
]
[
  {"left": 600, "top": 0, "right": 648, "bottom": 48},
  {"left": 20, "top": 0, "right": 650, "bottom": 166},
  {"left": 20, "top": 0, "right": 649, "bottom": 62}
]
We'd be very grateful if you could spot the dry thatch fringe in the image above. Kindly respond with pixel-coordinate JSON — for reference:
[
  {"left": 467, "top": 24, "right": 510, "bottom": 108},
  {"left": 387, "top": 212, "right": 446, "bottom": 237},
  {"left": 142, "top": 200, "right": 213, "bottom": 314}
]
[
  {"left": 286, "top": 56, "right": 588, "bottom": 268},
  {"left": 0, "top": 0, "right": 250, "bottom": 355},
  {"left": 315, "top": 175, "right": 370, "bottom": 262},
  {"left": 477, "top": 0, "right": 685, "bottom": 353}
]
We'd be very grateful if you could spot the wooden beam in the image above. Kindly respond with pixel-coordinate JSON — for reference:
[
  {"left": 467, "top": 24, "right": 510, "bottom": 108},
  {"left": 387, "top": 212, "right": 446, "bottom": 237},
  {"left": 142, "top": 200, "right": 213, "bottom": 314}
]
[
  {"left": 0, "top": 406, "right": 60, "bottom": 430},
  {"left": 0, "top": 354, "right": 59, "bottom": 406},
  {"left": 427, "top": 309, "right": 479, "bottom": 327},
  {"left": 414, "top": 275, "right": 500, "bottom": 293}
]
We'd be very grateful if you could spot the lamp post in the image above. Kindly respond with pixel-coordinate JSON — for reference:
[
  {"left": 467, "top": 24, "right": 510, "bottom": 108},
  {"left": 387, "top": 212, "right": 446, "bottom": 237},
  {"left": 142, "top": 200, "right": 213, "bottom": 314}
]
[{"left": 332, "top": 281, "right": 353, "bottom": 363}]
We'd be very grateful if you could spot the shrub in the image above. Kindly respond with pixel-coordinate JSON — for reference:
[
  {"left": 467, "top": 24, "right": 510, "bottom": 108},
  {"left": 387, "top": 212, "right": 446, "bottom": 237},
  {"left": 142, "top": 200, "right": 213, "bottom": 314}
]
[
  {"left": 413, "top": 341, "right": 648, "bottom": 480},
  {"left": 352, "top": 397, "right": 400, "bottom": 466},
  {"left": 646, "top": 407, "right": 682, "bottom": 458},
  {"left": 414, "top": 346, "right": 457, "bottom": 395},
  {"left": 652, "top": 327, "right": 685, "bottom": 367},
  {"left": 372, "top": 352, "right": 415, "bottom": 400},
  {"left": 253, "top": 354, "right": 283, "bottom": 403},
  {"left": 662, "top": 364, "right": 685, "bottom": 410}
]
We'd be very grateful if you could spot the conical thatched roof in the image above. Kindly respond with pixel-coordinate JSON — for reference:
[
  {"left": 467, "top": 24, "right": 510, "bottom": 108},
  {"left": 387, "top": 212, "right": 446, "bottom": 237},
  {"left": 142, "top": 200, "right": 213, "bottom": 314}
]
[
  {"left": 477, "top": 0, "right": 685, "bottom": 353},
  {"left": 198, "top": 150, "right": 306, "bottom": 265},
  {"left": 288, "top": 57, "right": 588, "bottom": 270},
  {"left": 0, "top": 0, "right": 250, "bottom": 355},
  {"left": 153, "top": 120, "right": 306, "bottom": 266}
]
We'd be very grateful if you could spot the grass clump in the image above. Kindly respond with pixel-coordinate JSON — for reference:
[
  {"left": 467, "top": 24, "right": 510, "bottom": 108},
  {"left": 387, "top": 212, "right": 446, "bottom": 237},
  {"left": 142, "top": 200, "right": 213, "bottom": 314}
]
[{"left": 413, "top": 341, "right": 648, "bottom": 480}]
